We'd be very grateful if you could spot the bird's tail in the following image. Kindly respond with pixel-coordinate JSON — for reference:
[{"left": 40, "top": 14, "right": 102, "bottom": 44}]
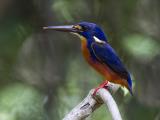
[{"left": 127, "top": 76, "right": 133, "bottom": 96}]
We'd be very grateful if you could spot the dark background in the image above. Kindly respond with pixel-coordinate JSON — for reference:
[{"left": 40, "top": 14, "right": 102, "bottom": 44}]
[{"left": 0, "top": 0, "right": 160, "bottom": 120}]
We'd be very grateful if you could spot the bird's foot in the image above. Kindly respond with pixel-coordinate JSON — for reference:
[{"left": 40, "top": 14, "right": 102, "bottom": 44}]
[{"left": 93, "top": 81, "right": 108, "bottom": 96}]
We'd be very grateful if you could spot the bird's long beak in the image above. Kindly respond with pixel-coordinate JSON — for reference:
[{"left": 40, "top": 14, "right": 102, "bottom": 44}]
[{"left": 43, "top": 25, "right": 78, "bottom": 32}]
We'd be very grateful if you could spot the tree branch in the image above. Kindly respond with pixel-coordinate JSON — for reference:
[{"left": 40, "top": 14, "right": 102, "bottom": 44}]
[{"left": 62, "top": 82, "right": 122, "bottom": 120}]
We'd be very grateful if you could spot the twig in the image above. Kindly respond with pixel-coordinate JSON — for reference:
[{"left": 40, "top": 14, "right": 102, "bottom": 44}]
[{"left": 62, "top": 82, "right": 122, "bottom": 120}]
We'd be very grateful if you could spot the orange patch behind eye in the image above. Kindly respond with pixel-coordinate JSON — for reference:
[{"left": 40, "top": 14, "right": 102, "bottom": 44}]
[{"left": 74, "top": 25, "right": 82, "bottom": 30}]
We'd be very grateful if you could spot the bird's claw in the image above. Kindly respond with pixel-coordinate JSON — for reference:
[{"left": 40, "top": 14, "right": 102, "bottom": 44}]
[{"left": 93, "top": 81, "right": 108, "bottom": 96}]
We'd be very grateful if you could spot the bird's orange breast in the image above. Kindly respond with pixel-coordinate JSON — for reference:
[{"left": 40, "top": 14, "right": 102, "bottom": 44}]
[
  {"left": 80, "top": 37, "right": 128, "bottom": 87},
  {"left": 81, "top": 37, "right": 115, "bottom": 79}
]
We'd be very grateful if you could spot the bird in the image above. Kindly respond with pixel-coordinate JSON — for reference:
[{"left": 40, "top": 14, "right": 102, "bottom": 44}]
[{"left": 43, "top": 22, "right": 133, "bottom": 95}]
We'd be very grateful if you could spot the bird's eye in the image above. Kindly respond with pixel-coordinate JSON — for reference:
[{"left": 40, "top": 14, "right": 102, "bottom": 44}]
[{"left": 81, "top": 26, "right": 88, "bottom": 31}]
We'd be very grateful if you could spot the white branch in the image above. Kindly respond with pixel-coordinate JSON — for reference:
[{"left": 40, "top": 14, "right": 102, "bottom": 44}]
[
  {"left": 62, "top": 82, "right": 122, "bottom": 120},
  {"left": 97, "top": 89, "right": 122, "bottom": 120}
]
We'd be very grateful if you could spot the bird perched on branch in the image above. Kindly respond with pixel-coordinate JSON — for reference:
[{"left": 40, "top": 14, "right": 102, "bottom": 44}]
[{"left": 43, "top": 22, "right": 133, "bottom": 95}]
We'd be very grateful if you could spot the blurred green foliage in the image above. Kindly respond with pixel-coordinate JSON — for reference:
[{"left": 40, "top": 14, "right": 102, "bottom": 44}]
[
  {"left": 123, "top": 34, "right": 160, "bottom": 60},
  {"left": 0, "top": 83, "right": 46, "bottom": 120},
  {"left": 0, "top": 0, "right": 160, "bottom": 120}
]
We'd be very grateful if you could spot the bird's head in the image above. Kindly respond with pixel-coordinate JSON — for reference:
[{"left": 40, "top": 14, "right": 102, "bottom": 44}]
[{"left": 43, "top": 22, "right": 107, "bottom": 42}]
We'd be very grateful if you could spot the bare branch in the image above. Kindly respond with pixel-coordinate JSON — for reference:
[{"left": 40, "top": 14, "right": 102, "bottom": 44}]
[
  {"left": 62, "top": 82, "right": 122, "bottom": 120},
  {"left": 96, "top": 88, "right": 122, "bottom": 120}
]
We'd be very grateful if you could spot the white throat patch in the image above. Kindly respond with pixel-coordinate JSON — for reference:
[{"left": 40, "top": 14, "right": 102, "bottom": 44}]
[
  {"left": 71, "top": 32, "right": 83, "bottom": 39},
  {"left": 93, "top": 36, "right": 105, "bottom": 44}
]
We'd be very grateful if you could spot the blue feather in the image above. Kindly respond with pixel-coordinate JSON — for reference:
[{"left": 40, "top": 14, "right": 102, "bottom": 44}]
[
  {"left": 91, "top": 42, "right": 132, "bottom": 90},
  {"left": 78, "top": 22, "right": 107, "bottom": 41}
]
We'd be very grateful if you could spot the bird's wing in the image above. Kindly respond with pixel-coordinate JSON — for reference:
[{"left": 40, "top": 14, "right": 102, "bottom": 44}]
[{"left": 91, "top": 42, "right": 129, "bottom": 79}]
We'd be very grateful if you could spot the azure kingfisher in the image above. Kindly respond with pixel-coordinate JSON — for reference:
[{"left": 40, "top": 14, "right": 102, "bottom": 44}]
[{"left": 43, "top": 22, "right": 133, "bottom": 95}]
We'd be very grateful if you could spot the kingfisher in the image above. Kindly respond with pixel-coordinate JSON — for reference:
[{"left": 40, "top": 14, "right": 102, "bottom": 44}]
[{"left": 43, "top": 22, "right": 133, "bottom": 95}]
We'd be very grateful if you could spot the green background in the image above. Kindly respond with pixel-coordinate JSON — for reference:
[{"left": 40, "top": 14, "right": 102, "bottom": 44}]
[{"left": 0, "top": 0, "right": 160, "bottom": 120}]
